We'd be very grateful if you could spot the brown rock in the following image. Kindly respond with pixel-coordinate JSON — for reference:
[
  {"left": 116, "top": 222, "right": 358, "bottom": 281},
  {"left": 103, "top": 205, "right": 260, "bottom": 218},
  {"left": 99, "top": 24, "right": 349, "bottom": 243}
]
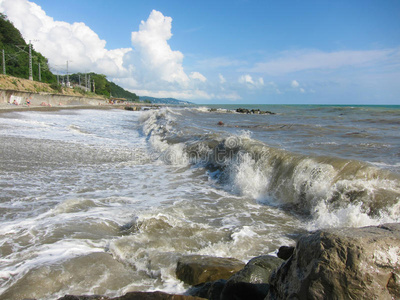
[{"left": 176, "top": 255, "right": 245, "bottom": 285}]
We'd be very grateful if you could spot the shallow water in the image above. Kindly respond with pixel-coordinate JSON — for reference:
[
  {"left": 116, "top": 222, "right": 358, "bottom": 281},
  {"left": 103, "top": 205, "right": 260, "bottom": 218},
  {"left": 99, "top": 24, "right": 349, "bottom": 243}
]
[{"left": 0, "top": 105, "right": 399, "bottom": 299}]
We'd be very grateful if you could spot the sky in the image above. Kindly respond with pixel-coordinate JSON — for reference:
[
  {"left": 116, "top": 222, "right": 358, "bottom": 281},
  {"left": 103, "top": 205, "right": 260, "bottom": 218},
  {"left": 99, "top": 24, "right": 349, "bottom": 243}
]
[{"left": 0, "top": 0, "right": 399, "bottom": 104}]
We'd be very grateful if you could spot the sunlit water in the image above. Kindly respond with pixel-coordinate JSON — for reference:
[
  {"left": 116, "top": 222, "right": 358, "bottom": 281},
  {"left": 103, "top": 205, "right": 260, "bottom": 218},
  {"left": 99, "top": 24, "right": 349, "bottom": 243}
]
[{"left": 0, "top": 105, "right": 399, "bottom": 299}]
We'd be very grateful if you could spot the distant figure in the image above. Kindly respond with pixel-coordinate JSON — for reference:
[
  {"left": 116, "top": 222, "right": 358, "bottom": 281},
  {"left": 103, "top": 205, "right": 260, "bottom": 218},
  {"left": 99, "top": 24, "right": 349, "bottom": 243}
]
[{"left": 218, "top": 121, "right": 224, "bottom": 126}]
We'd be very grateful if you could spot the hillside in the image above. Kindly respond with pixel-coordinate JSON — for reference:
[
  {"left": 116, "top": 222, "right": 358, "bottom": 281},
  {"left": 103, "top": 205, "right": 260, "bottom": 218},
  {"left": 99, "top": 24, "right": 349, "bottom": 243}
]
[{"left": 0, "top": 13, "right": 55, "bottom": 83}]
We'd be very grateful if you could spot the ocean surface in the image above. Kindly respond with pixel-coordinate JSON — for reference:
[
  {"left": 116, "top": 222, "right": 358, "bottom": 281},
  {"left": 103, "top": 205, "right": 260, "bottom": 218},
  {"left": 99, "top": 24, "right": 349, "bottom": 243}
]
[{"left": 0, "top": 104, "right": 399, "bottom": 299}]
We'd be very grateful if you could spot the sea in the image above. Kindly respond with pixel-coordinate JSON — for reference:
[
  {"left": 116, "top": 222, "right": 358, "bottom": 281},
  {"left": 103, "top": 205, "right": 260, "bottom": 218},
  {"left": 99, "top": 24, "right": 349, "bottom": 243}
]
[{"left": 0, "top": 104, "right": 399, "bottom": 299}]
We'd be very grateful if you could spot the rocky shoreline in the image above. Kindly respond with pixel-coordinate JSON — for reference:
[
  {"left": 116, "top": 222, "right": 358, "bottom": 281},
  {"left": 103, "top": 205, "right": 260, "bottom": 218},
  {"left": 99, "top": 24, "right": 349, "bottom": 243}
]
[{"left": 56, "top": 223, "right": 400, "bottom": 300}]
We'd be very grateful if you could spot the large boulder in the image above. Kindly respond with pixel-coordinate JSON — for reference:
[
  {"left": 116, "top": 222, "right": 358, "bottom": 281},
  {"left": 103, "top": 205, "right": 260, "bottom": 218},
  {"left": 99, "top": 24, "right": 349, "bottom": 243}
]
[
  {"left": 267, "top": 223, "right": 400, "bottom": 300},
  {"left": 176, "top": 255, "right": 245, "bottom": 286}
]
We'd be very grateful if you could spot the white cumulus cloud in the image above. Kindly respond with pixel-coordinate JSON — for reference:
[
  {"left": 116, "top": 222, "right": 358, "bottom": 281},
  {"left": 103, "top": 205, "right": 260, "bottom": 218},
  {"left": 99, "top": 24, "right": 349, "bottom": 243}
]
[{"left": 129, "top": 10, "right": 190, "bottom": 86}]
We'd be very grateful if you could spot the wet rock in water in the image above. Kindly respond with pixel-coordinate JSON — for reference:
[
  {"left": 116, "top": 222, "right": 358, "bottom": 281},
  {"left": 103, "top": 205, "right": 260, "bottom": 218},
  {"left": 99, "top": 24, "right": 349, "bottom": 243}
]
[
  {"left": 187, "top": 279, "right": 227, "bottom": 300},
  {"left": 59, "top": 291, "right": 205, "bottom": 299},
  {"left": 225, "top": 255, "right": 283, "bottom": 285},
  {"left": 267, "top": 223, "right": 400, "bottom": 300},
  {"left": 189, "top": 255, "right": 282, "bottom": 300},
  {"left": 235, "top": 108, "right": 275, "bottom": 115},
  {"left": 220, "top": 255, "right": 282, "bottom": 300},
  {"left": 277, "top": 245, "right": 295, "bottom": 260},
  {"left": 124, "top": 106, "right": 140, "bottom": 111},
  {"left": 176, "top": 255, "right": 245, "bottom": 286}
]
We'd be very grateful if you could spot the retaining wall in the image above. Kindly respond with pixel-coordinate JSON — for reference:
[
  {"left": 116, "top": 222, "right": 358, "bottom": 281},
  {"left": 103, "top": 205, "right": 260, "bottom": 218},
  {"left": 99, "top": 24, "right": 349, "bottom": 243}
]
[{"left": 0, "top": 89, "right": 107, "bottom": 106}]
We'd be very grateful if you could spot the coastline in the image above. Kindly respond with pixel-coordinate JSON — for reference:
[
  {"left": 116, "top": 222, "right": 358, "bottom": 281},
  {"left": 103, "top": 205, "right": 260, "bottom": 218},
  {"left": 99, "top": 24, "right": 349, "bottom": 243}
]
[{"left": 0, "top": 102, "right": 152, "bottom": 113}]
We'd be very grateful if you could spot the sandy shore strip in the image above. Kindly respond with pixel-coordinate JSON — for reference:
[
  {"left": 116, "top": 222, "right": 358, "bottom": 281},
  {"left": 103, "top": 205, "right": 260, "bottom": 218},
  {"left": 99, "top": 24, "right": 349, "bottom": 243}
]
[{"left": 0, "top": 102, "right": 157, "bottom": 113}]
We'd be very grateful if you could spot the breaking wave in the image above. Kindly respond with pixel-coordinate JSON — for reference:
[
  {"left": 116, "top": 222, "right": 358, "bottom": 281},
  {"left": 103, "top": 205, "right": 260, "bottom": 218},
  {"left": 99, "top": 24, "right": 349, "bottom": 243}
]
[{"left": 140, "top": 108, "right": 400, "bottom": 228}]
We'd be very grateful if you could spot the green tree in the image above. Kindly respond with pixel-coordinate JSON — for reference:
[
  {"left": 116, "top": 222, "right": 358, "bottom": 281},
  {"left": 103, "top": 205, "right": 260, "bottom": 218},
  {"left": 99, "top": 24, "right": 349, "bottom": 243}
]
[{"left": 0, "top": 13, "right": 56, "bottom": 83}]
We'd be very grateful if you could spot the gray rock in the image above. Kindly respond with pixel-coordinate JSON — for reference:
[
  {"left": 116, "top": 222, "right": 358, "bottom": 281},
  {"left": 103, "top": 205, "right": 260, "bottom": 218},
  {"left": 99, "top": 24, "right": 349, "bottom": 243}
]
[
  {"left": 220, "top": 255, "right": 282, "bottom": 300},
  {"left": 267, "top": 223, "right": 400, "bottom": 300},
  {"left": 225, "top": 255, "right": 283, "bottom": 285}
]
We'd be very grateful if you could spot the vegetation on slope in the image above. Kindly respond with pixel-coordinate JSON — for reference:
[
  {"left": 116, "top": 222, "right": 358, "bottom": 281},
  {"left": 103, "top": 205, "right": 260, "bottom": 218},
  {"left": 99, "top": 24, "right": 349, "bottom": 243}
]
[{"left": 0, "top": 13, "right": 56, "bottom": 83}]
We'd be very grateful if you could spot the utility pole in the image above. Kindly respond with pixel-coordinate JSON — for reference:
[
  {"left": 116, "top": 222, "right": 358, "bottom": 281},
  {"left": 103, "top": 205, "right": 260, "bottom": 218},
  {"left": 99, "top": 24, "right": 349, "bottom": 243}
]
[
  {"left": 88, "top": 75, "right": 91, "bottom": 92},
  {"left": 2, "top": 49, "right": 5, "bottom": 75},
  {"left": 28, "top": 40, "right": 33, "bottom": 80},
  {"left": 38, "top": 63, "right": 41, "bottom": 81},
  {"left": 78, "top": 74, "right": 81, "bottom": 86},
  {"left": 85, "top": 73, "right": 87, "bottom": 91},
  {"left": 66, "top": 61, "right": 69, "bottom": 87},
  {"left": 92, "top": 80, "right": 95, "bottom": 93}
]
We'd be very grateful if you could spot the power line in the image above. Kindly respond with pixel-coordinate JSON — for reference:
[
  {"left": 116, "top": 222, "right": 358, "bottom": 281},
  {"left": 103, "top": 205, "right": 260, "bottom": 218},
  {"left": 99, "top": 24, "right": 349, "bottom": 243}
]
[
  {"left": 28, "top": 40, "right": 33, "bottom": 80},
  {"left": 2, "top": 49, "right": 5, "bottom": 75}
]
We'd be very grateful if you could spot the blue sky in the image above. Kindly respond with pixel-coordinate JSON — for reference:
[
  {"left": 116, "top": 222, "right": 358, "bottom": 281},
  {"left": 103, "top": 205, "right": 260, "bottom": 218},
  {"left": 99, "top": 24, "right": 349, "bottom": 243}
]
[{"left": 1, "top": 0, "right": 399, "bottom": 104}]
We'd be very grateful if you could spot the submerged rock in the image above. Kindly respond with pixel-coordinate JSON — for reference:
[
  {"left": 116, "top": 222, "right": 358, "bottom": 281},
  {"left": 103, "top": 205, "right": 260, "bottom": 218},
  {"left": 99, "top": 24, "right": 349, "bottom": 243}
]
[
  {"left": 124, "top": 106, "right": 141, "bottom": 111},
  {"left": 176, "top": 255, "right": 245, "bottom": 286},
  {"left": 267, "top": 223, "right": 400, "bottom": 300}
]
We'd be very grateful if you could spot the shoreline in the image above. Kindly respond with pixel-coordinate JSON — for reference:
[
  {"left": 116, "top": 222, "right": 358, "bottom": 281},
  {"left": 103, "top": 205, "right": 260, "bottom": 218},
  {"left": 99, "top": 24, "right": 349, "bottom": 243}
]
[{"left": 0, "top": 102, "right": 159, "bottom": 113}]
